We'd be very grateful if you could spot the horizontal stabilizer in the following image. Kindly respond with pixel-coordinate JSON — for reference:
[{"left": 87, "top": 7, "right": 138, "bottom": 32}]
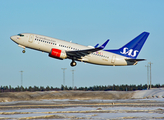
[{"left": 125, "top": 59, "right": 146, "bottom": 62}]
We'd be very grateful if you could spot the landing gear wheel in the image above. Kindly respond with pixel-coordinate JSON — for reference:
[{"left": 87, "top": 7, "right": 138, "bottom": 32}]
[
  {"left": 70, "top": 61, "right": 77, "bottom": 67},
  {"left": 22, "top": 50, "right": 25, "bottom": 53}
]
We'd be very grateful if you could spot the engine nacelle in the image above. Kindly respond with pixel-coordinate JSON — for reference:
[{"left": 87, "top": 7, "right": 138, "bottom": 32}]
[{"left": 49, "top": 48, "right": 67, "bottom": 60}]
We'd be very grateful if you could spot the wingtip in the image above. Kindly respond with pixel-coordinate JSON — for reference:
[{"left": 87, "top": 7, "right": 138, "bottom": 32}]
[
  {"left": 143, "top": 31, "right": 150, "bottom": 35},
  {"left": 98, "top": 39, "right": 110, "bottom": 49}
]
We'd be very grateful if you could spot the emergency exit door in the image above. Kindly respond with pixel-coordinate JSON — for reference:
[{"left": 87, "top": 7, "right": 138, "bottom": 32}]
[
  {"left": 111, "top": 55, "right": 116, "bottom": 63},
  {"left": 28, "top": 35, "right": 33, "bottom": 43}
]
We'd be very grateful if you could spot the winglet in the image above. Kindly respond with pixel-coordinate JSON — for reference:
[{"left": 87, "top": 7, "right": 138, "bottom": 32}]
[
  {"left": 94, "top": 44, "right": 99, "bottom": 48},
  {"left": 98, "top": 39, "right": 109, "bottom": 49}
]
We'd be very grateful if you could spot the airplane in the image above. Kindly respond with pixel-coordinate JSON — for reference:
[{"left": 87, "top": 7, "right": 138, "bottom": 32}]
[{"left": 10, "top": 32, "right": 149, "bottom": 67}]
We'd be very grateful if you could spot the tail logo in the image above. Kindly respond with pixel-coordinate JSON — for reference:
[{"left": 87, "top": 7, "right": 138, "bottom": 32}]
[{"left": 120, "top": 47, "right": 138, "bottom": 57}]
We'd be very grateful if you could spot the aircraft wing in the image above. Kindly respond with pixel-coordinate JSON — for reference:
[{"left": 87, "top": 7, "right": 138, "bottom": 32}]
[{"left": 66, "top": 39, "right": 109, "bottom": 59}]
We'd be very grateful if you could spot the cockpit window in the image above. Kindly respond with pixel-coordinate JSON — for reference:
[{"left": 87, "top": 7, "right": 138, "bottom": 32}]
[{"left": 17, "top": 34, "right": 24, "bottom": 37}]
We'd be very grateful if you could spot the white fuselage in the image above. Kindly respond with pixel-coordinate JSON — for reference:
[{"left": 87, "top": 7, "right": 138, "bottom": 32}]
[{"left": 11, "top": 33, "right": 135, "bottom": 66}]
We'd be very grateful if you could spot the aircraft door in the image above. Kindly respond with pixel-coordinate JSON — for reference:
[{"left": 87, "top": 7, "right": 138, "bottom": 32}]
[
  {"left": 29, "top": 34, "right": 33, "bottom": 43},
  {"left": 111, "top": 55, "right": 116, "bottom": 63}
]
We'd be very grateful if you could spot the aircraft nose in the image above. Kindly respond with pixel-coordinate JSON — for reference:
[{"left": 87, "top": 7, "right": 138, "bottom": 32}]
[{"left": 10, "top": 36, "right": 17, "bottom": 41}]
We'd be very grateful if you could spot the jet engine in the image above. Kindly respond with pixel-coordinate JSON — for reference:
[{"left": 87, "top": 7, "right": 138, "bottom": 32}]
[{"left": 49, "top": 48, "right": 67, "bottom": 60}]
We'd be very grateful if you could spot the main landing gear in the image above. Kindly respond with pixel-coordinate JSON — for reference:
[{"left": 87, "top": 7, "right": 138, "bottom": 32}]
[{"left": 70, "top": 60, "right": 77, "bottom": 67}]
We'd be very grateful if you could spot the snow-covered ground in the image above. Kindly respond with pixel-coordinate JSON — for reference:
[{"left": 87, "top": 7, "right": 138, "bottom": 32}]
[
  {"left": 0, "top": 88, "right": 164, "bottom": 119},
  {"left": 132, "top": 88, "right": 164, "bottom": 99},
  {"left": 0, "top": 106, "right": 164, "bottom": 119}
]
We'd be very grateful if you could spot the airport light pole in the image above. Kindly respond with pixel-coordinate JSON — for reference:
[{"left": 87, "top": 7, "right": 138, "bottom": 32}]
[
  {"left": 71, "top": 70, "right": 75, "bottom": 90},
  {"left": 61, "top": 68, "right": 67, "bottom": 90},
  {"left": 20, "top": 71, "right": 23, "bottom": 92},
  {"left": 145, "top": 65, "right": 150, "bottom": 90},
  {"left": 148, "top": 62, "right": 153, "bottom": 89}
]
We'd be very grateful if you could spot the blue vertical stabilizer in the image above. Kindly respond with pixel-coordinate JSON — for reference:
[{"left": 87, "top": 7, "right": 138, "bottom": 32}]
[{"left": 105, "top": 32, "right": 149, "bottom": 59}]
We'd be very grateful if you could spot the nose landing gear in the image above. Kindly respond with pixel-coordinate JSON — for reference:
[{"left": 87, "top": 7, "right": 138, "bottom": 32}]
[{"left": 22, "top": 50, "right": 26, "bottom": 53}]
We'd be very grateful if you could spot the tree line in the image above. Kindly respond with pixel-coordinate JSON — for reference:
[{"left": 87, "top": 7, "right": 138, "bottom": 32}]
[{"left": 0, "top": 84, "right": 163, "bottom": 92}]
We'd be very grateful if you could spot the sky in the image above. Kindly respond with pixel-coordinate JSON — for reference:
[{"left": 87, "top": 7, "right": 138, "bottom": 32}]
[{"left": 0, "top": 0, "right": 164, "bottom": 88}]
